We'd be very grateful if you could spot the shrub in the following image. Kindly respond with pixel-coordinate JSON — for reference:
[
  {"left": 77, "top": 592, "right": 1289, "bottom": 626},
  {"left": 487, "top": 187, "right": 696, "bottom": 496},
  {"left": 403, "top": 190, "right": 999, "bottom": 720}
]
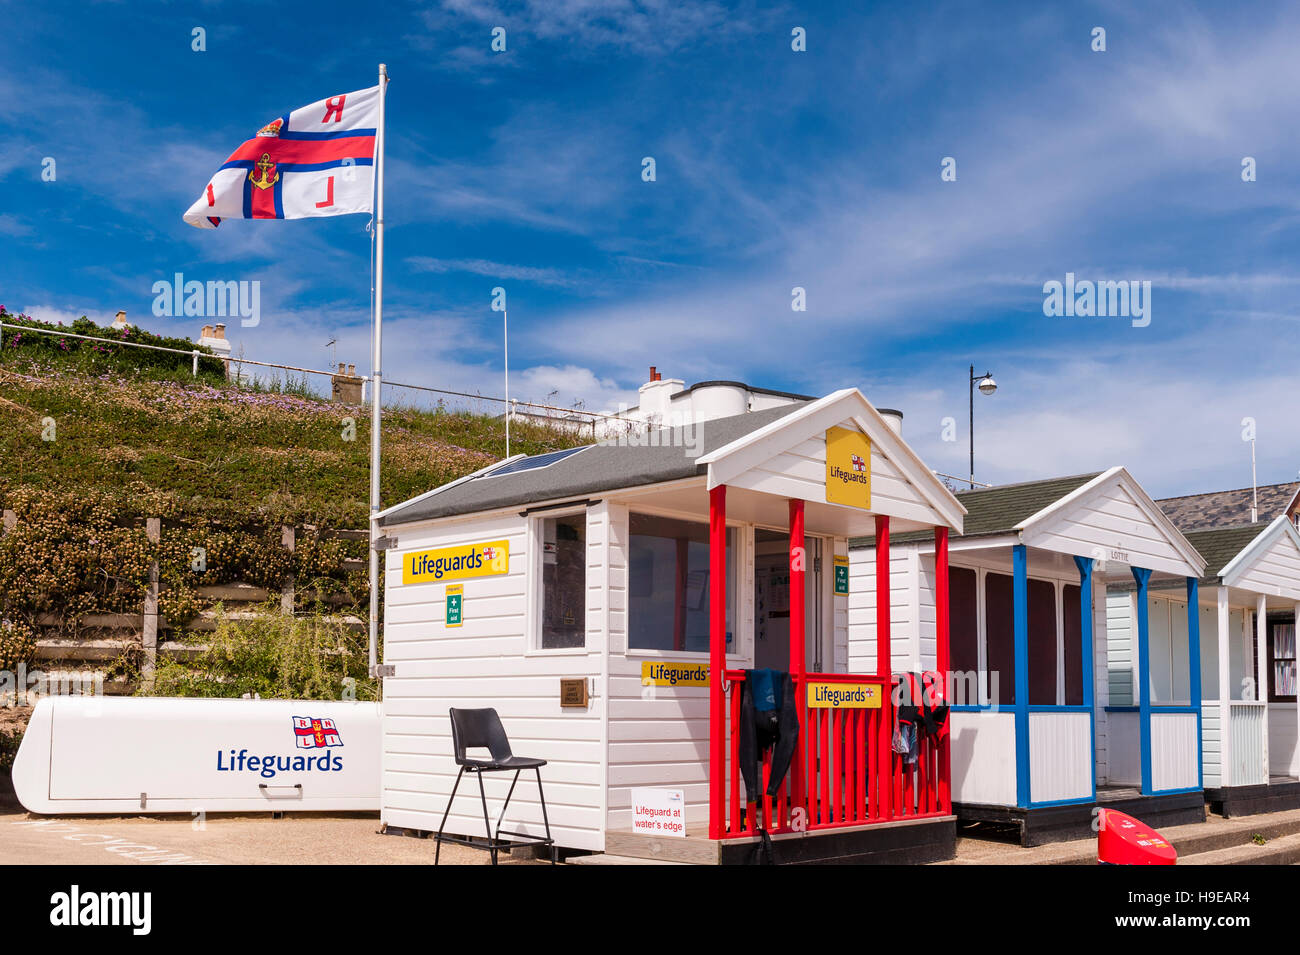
[
  {"left": 149, "top": 601, "right": 378, "bottom": 701},
  {"left": 0, "top": 617, "right": 37, "bottom": 672}
]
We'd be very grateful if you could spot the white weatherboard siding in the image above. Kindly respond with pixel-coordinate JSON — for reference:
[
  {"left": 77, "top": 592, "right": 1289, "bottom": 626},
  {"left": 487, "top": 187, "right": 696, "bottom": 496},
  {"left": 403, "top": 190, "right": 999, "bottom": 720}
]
[
  {"left": 1105, "top": 591, "right": 1135, "bottom": 707},
  {"left": 381, "top": 512, "right": 605, "bottom": 852},
  {"left": 1151, "top": 712, "right": 1199, "bottom": 791},
  {"left": 715, "top": 412, "right": 959, "bottom": 531},
  {"left": 1220, "top": 519, "right": 1300, "bottom": 602},
  {"left": 1202, "top": 702, "right": 1222, "bottom": 788},
  {"left": 1093, "top": 581, "right": 1111, "bottom": 782},
  {"left": 950, "top": 711, "right": 1016, "bottom": 806},
  {"left": 1018, "top": 471, "right": 1202, "bottom": 579},
  {"left": 1028, "top": 711, "right": 1092, "bottom": 802},
  {"left": 847, "top": 542, "right": 916, "bottom": 674},
  {"left": 605, "top": 503, "right": 712, "bottom": 834}
]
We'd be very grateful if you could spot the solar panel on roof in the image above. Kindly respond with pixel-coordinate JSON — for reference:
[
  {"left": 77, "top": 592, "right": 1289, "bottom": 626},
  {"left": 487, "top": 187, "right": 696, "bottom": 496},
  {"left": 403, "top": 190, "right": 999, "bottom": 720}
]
[{"left": 483, "top": 445, "right": 588, "bottom": 478}]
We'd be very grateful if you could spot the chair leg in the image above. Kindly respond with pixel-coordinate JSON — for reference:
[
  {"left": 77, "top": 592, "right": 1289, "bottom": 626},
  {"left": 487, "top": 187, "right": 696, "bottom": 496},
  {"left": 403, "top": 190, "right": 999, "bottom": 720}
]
[
  {"left": 476, "top": 770, "right": 497, "bottom": 866},
  {"left": 435, "top": 767, "right": 466, "bottom": 866},
  {"left": 494, "top": 769, "right": 522, "bottom": 843},
  {"left": 535, "top": 767, "right": 555, "bottom": 865}
]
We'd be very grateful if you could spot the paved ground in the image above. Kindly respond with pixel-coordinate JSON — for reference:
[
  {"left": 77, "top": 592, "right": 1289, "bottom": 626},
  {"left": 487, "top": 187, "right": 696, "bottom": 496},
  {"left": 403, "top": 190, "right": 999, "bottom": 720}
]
[{"left": 0, "top": 808, "right": 548, "bottom": 865}]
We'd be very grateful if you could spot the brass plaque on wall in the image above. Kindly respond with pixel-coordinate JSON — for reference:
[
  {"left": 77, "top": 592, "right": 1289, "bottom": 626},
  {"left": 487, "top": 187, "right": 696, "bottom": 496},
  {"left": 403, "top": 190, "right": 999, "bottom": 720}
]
[{"left": 560, "top": 678, "right": 589, "bottom": 708}]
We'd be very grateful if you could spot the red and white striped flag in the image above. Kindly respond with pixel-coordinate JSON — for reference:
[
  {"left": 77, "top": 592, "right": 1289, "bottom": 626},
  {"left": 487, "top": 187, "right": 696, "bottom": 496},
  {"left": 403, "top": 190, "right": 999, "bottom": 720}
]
[{"left": 183, "top": 86, "right": 379, "bottom": 228}]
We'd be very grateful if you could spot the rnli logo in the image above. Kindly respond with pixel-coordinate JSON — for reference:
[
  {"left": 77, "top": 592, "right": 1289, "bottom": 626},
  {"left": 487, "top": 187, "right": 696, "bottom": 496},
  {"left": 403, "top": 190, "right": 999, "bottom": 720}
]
[
  {"left": 293, "top": 716, "right": 343, "bottom": 749},
  {"left": 851, "top": 453, "right": 866, "bottom": 472},
  {"left": 257, "top": 118, "right": 283, "bottom": 138}
]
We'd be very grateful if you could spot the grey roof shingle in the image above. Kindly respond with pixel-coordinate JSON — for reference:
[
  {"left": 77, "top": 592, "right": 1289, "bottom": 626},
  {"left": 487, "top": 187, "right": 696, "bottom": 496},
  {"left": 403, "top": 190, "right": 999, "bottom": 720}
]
[
  {"left": 850, "top": 472, "right": 1103, "bottom": 547},
  {"left": 379, "top": 402, "right": 808, "bottom": 527},
  {"left": 1181, "top": 525, "right": 1269, "bottom": 578},
  {"left": 1157, "top": 482, "right": 1299, "bottom": 532}
]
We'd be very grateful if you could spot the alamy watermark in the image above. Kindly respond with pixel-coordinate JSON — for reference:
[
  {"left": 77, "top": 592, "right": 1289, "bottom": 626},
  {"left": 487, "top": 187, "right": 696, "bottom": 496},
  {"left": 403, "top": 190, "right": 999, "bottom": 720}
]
[
  {"left": 599, "top": 404, "right": 705, "bottom": 459},
  {"left": 1043, "top": 272, "right": 1151, "bottom": 327},
  {"left": 1, "top": 663, "right": 104, "bottom": 705},
  {"left": 152, "top": 272, "right": 260, "bottom": 327}
]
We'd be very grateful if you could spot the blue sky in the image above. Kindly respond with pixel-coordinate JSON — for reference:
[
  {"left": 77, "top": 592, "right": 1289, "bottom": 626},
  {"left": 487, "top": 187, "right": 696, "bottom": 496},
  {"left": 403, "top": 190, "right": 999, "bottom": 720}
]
[{"left": 3, "top": 0, "right": 1299, "bottom": 498}]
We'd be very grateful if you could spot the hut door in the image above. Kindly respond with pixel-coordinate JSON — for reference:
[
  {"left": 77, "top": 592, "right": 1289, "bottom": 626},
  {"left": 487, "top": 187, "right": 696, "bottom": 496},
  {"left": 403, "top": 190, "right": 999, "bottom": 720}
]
[{"left": 753, "top": 528, "right": 825, "bottom": 673}]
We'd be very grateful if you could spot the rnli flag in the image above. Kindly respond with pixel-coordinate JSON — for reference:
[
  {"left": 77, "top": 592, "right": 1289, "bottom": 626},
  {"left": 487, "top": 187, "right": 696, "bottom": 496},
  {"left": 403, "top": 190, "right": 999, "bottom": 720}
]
[
  {"left": 184, "top": 86, "right": 379, "bottom": 228},
  {"left": 293, "top": 715, "right": 344, "bottom": 748}
]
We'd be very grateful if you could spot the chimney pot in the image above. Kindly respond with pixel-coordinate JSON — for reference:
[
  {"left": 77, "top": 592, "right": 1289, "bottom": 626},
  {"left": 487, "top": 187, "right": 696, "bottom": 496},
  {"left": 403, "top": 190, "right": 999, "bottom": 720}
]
[
  {"left": 213, "top": 323, "right": 226, "bottom": 340},
  {"left": 201, "top": 324, "right": 213, "bottom": 339},
  {"left": 649, "top": 365, "right": 659, "bottom": 382}
]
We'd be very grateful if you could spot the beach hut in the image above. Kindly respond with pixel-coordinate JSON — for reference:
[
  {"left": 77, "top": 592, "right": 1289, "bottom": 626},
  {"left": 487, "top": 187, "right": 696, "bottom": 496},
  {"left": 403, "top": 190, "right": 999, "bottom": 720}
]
[
  {"left": 1135, "top": 516, "right": 1300, "bottom": 816},
  {"left": 850, "top": 468, "right": 1207, "bottom": 845},
  {"left": 373, "top": 388, "right": 966, "bottom": 863}
]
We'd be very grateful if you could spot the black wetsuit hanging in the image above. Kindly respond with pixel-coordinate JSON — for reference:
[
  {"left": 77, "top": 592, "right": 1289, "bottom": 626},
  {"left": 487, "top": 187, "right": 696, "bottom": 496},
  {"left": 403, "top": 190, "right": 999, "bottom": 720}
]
[{"left": 738, "top": 668, "right": 800, "bottom": 801}]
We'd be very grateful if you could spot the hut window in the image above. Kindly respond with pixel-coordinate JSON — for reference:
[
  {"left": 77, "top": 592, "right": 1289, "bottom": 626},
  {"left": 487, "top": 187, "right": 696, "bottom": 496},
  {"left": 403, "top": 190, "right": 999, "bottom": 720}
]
[
  {"left": 984, "top": 573, "right": 1016, "bottom": 706},
  {"left": 627, "top": 513, "right": 735, "bottom": 653},
  {"left": 948, "top": 566, "right": 979, "bottom": 704},
  {"left": 539, "top": 513, "right": 587, "bottom": 649},
  {"left": 1062, "top": 584, "right": 1084, "bottom": 706}
]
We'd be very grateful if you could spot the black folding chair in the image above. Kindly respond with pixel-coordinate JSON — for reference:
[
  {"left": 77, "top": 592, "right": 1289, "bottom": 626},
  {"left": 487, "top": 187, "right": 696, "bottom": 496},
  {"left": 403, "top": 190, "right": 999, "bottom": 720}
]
[{"left": 435, "top": 708, "right": 556, "bottom": 865}]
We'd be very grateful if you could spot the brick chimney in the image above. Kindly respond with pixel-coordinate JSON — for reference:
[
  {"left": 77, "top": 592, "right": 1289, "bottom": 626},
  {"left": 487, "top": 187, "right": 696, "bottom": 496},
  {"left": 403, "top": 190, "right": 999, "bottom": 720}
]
[
  {"left": 112, "top": 310, "right": 129, "bottom": 329},
  {"left": 332, "top": 361, "right": 363, "bottom": 404}
]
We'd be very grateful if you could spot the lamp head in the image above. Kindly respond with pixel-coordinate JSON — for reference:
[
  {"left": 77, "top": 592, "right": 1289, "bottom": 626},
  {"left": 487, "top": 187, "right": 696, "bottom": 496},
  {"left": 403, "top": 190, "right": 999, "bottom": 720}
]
[{"left": 978, "top": 376, "right": 998, "bottom": 396}]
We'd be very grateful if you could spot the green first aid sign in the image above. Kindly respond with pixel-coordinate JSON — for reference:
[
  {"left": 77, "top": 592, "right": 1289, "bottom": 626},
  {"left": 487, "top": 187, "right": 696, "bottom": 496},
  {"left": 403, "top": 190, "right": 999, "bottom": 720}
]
[
  {"left": 834, "top": 556, "right": 849, "bottom": 595},
  {"left": 445, "top": 584, "right": 463, "bottom": 627}
]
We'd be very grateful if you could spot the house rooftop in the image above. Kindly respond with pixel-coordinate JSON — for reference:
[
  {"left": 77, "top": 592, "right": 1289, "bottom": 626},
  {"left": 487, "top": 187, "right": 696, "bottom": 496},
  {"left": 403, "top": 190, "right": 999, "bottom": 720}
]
[{"left": 1157, "top": 482, "right": 1299, "bottom": 532}]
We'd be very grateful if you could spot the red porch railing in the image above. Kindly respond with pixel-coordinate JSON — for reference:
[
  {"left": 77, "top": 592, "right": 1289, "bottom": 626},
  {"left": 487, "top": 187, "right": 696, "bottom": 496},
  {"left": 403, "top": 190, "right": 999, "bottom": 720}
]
[{"left": 719, "top": 670, "right": 950, "bottom": 838}]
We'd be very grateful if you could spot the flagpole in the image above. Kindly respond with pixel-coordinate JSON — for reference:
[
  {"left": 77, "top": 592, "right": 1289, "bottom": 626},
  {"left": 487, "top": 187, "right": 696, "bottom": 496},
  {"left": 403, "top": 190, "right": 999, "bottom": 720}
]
[
  {"left": 503, "top": 309, "right": 510, "bottom": 459},
  {"left": 368, "top": 63, "right": 388, "bottom": 678}
]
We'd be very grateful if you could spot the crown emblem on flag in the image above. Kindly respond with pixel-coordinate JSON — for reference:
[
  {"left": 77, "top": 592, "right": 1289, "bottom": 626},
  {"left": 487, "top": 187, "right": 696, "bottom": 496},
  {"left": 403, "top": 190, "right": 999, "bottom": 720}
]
[
  {"left": 256, "top": 118, "right": 283, "bottom": 137},
  {"left": 851, "top": 454, "right": 866, "bottom": 472}
]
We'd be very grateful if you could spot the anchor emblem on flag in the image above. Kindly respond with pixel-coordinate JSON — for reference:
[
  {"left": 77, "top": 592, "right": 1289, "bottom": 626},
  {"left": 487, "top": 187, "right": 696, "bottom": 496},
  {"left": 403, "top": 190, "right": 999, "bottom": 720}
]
[{"left": 249, "top": 152, "right": 280, "bottom": 190}]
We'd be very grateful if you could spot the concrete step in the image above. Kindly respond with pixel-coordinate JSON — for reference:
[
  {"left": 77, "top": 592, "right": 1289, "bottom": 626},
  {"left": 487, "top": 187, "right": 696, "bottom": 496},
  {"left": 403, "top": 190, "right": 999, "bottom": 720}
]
[
  {"left": 1181, "top": 831, "right": 1300, "bottom": 866},
  {"left": 567, "top": 854, "right": 685, "bottom": 865},
  {"left": 947, "top": 807, "right": 1300, "bottom": 865}
]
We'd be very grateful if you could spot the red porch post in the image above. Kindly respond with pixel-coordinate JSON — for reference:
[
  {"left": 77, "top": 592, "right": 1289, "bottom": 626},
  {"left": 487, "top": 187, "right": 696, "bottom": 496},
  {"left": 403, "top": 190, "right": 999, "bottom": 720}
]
[
  {"left": 708, "top": 485, "right": 727, "bottom": 840},
  {"left": 875, "top": 514, "right": 892, "bottom": 820},
  {"left": 934, "top": 525, "right": 952, "bottom": 813},
  {"left": 789, "top": 498, "right": 807, "bottom": 814}
]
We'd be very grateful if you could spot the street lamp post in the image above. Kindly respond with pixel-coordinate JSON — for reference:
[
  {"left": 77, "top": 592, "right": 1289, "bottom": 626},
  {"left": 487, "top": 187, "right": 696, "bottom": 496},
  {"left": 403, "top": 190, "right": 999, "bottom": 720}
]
[{"left": 969, "top": 364, "right": 998, "bottom": 489}]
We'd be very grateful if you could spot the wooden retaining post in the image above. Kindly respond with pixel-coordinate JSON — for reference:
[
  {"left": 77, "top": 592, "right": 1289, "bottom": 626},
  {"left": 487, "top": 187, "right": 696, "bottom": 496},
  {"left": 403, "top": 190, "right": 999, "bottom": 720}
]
[
  {"left": 142, "top": 517, "right": 160, "bottom": 692},
  {"left": 281, "top": 524, "right": 296, "bottom": 614},
  {"left": 2, "top": 510, "right": 13, "bottom": 623}
]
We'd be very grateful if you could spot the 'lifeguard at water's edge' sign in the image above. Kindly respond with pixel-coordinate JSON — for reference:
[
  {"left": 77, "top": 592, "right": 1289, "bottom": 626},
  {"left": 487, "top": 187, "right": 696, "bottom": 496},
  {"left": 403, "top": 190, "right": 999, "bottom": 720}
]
[
  {"left": 825, "top": 426, "right": 871, "bottom": 509},
  {"left": 403, "top": 540, "right": 509, "bottom": 584}
]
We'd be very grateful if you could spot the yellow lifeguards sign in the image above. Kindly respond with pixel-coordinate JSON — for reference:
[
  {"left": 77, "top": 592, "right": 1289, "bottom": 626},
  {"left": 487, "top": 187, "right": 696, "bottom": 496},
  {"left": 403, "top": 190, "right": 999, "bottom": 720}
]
[
  {"left": 641, "top": 662, "right": 709, "bottom": 687},
  {"left": 807, "top": 681, "right": 882, "bottom": 708},
  {"left": 825, "top": 426, "right": 871, "bottom": 509},
  {"left": 403, "top": 540, "right": 509, "bottom": 585}
]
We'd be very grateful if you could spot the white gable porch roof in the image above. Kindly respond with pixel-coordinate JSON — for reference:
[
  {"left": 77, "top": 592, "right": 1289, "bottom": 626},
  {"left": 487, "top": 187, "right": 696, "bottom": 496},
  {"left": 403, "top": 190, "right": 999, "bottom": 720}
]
[
  {"left": 1013, "top": 466, "right": 1205, "bottom": 578},
  {"left": 1218, "top": 515, "right": 1300, "bottom": 602},
  {"left": 696, "top": 388, "right": 965, "bottom": 535}
]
